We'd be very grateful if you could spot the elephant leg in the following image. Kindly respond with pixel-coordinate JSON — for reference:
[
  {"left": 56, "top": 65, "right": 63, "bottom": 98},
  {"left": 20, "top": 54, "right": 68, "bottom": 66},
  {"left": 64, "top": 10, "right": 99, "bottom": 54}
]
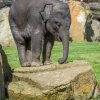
[
  {"left": 26, "top": 39, "right": 32, "bottom": 65},
  {"left": 31, "top": 29, "right": 43, "bottom": 67},
  {"left": 9, "top": 17, "right": 30, "bottom": 67},
  {"left": 16, "top": 41, "right": 30, "bottom": 67},
  {"left": 43, "top": 33, "right": 54, "bottom": 65}
]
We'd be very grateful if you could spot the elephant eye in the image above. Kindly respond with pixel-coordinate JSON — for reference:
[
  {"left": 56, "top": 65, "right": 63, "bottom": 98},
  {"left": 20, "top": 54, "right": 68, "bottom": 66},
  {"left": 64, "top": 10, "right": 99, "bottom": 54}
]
[
  {"left": 54, "top": 21, "right": 61, "bottom": 27},
  {"left": 55, "top": 21, "right": 58, "bottom": 24}
]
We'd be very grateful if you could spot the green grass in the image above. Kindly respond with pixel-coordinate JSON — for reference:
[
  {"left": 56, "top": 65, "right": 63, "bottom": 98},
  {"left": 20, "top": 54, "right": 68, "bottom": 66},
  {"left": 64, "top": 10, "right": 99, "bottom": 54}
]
[{"left": 3, "top": 42, "right": 100, "bottom": 84}]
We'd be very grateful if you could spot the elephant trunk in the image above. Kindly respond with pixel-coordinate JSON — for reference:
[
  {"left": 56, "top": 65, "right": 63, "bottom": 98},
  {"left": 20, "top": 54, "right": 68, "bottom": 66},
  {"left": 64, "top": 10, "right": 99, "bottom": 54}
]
[{"left": 58, "top": 30, "right": 69, "bottom": 64}]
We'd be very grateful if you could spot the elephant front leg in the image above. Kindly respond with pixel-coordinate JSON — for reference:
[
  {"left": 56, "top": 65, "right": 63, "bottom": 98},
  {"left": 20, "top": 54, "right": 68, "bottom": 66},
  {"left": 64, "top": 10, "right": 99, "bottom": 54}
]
[
  {"left": 31, "top": 33, "right": 43, "bottom": 67},
  {"left": 43, "top": 33, "right": 54, "bottom": 65},
  {"left": 26, "top": 40, "right": 32, "bottom": 64}
]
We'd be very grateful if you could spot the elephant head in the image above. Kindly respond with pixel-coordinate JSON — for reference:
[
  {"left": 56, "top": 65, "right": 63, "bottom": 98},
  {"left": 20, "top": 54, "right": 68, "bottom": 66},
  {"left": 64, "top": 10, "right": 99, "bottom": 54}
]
[{"left": 40, "top": 1, "right": 71, "bottom": 64}]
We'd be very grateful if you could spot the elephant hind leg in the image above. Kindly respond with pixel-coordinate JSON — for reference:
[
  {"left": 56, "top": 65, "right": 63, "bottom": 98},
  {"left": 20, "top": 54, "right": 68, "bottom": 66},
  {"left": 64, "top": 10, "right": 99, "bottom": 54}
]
[
  {"left": 42, "top": 33, "right": 54, "bottom": 65},
  {"left": 9, "top": 17, "right": 30, "bottom": 67}
]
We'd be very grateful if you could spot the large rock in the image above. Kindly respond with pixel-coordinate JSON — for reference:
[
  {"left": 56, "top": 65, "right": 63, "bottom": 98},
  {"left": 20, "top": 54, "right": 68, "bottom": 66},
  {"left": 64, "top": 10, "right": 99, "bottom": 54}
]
[
  {"left": 0, "top": 7, "right": 14, "bottom": 46},
  {"left": 8, "top": 61, "right": 100, "bottom": 100},
  {"left": 0, "top": 0, "right": 13, "bottom": 8},
  {"left": 68, "top": 1, "right": 90, "bottom": 42},
  {"left": 85, "top": 3, "right": 100, "bottom": 42},
  {"left": 0, "top": 53, "right": 5, "bottom": 100},
  {"left": 85, "top": 18, "right": 100, "bottom": 41}
]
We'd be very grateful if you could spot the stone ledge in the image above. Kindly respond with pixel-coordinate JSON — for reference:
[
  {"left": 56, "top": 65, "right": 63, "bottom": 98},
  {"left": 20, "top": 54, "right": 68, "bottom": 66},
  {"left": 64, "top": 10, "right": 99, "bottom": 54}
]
[
  {"left": 8, "top": 61, "right": 100, "bottom": 100},
  {"left": 14, "top": 60, "right": 89, "bottom": 73},
  {"left": 8, "top": 81, "right": 46, "bottom": 100},
  {"left": 12, "top": 62, "right": 92, "bottom": 90}
]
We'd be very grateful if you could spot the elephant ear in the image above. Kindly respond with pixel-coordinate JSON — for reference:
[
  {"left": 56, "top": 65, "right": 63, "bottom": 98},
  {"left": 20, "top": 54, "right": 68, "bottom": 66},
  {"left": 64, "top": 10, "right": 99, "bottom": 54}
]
[{"left": 40, "top": 4, "right": 53, "bottom": 22}]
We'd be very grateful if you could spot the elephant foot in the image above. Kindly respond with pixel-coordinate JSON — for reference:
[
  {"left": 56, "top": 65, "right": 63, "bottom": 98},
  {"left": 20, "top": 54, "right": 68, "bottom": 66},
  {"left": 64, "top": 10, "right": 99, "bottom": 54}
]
[
  {"left": 22, "top": 62, "right": 31, "bottom": 67},
  {"left": 31, "top": 61, "right": 43, "bottom": 67},
  {"left": 44, "top": 60, "right": 53, "bottom": 65},
  {"left": 58, "top": 58, "right": 68, "bottom": 64}
]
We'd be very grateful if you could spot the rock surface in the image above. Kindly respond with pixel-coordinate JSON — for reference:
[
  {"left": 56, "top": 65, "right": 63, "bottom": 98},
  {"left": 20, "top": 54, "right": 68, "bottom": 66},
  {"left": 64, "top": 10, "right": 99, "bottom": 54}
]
[
  {"left": 0, "top": 53, "right": 5, "bottom": 100},
  {"left": 0, "top": 7, "right": 15, "bottom": 46},
  {"left": 68, "top": 1, "right": 90, "bottom": 42},
  {"left": 85, "top": 18, "right": 100, "bottom": 41},
  {"left": 8, "top": 61, "right": 100, "bottom": 100},
  {"left": 85, "top": 2, "right": 100, "bottom": 42}
]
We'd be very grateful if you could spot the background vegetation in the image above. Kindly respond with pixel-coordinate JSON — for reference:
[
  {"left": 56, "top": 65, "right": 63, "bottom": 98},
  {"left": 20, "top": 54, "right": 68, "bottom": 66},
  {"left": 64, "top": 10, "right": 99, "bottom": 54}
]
[{"left": 3, "top": 42, "right": 100, "bottom": 84}]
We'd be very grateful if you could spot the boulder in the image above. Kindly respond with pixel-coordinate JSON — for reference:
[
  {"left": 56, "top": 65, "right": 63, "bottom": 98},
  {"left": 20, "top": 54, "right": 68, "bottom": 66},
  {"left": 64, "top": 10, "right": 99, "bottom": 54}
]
[
  {"left": 0, "top": 0, "right": 12, "bottom": 8},
  {"left": 85, "top": 18, "right": 100, "bottom": 41},
  {"left": 8, "top": 61, "right": 100, "bottom": 100},
  {"left": 0, "top": 7, "right": 15, "bottom": 46},
  {"left": 68, "top": 1, "right": 90, "bottom": 42},
  {"left": 0, "top": 53, "right": 5, "bottom": 100},
  {"left": 85, "top": 3, "right": 100, "bottom": 42}
]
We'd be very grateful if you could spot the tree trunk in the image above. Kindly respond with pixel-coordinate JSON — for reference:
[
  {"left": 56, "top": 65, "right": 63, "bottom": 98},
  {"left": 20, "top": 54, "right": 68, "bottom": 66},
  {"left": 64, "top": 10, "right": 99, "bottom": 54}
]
[{"left": 0, "top": 53, "right": 5, "bottom": 100}]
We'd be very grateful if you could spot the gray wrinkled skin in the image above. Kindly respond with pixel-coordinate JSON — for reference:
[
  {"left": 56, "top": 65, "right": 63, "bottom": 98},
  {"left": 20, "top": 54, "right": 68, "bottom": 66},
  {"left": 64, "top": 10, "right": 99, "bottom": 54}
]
[{"left": 9, "top": 0, "right": 71, "bottom": 67}]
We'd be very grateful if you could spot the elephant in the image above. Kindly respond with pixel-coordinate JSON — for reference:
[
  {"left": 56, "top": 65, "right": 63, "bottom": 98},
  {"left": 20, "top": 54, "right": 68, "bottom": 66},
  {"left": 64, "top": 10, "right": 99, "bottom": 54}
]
[{"left": 9, "top": 0, "right": 71, "bottom": 67}]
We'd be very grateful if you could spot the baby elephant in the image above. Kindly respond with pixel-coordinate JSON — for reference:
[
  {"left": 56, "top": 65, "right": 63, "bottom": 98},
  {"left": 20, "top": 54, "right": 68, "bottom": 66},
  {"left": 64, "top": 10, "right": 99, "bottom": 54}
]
[{"left": 9, "top": 0, "right": 71, "bottom": 67}]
